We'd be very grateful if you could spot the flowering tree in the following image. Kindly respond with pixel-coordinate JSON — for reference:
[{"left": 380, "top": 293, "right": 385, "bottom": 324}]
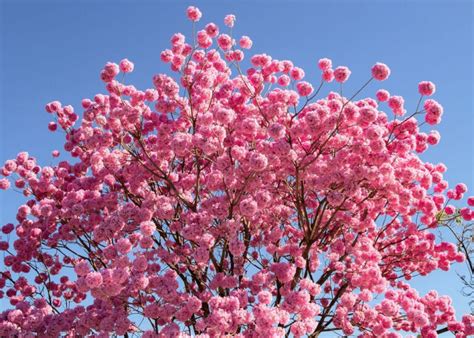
[{"left": 0, "top": 6, "right": 473, "bottom": 337}]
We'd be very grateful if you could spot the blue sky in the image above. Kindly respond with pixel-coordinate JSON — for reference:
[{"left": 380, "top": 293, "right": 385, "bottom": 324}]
[{"left": 1, "top": 0, "right": 473, "bottom": 318}]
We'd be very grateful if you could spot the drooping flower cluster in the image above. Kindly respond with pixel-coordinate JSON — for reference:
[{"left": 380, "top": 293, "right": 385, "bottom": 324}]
[{"left": 0, "top": 6, "right": 473, "bottom": 338}]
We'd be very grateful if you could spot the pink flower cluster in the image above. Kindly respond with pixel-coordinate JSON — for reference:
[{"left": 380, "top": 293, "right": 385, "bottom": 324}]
[
  {"left": 0, "top": 5, "right": 472, "bottom": 338},
  {"left": 371, "top": 62, "right": 391, "bottom": 81}
]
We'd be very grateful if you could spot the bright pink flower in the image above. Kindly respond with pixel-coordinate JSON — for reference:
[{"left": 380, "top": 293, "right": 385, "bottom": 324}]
[
  {"left": 290, "top": 67, "right": 305, "bottom": 81},
  {"left": 104, "top": 62, "right": 119, "bottom": 77},
  {"left": 186, "top": 6, "right": 202, "bottom": 22},
  {"left": 318, "top": 58, "right": 332, "bottom": 71},
  {"left": 418, "top": 81, "right": 436, "bottom": 96},
  {"left": 140, "top": 221, "right": 156, "bottom": 236},
  {"left": 278, "top": 74, "right": 290, "bottom": 86},
  {"left": 258, "top": 291, "right": 272, "bottom": 305},
  {"left": 322, "top": 69, "right": 334, "bottom": 82},
  {"left": 47, "top": 101, "right": 62, "bottom": 113},
  {"left": 371, "top": 62, "right": 391, "bottom": 81},
  {"left": 239, "top": 36, "right": 253, "bottom": 49},
  {"left": 240, "top": 197, "right": 258, "bottom": 217},
  {"left": 427, "top": 130, "right": 440, "bottom": 145},
  {"left": 455, "top": 183, "right": 468, "bottom": 194},
  {"left": 85, "top": 272, "right": 103, "bottom": 289},
  {"left": 196, "top": 30, "right": 212, "bottom": 48},
  {"left": 270, "top": 262, "right": 296, "bottom": 283},
  {"left": 296, "top": 81, "right": 314, "bottom": 96},
  {"left": 171, "top": 33, "right": 185, "bottom": 46},
  {"left": 101, "top": 62, "right": 119, "bottom": 82},
  {"left": 205, "top": 23, "right": 219, "bottom": 38},
  {"left": 388, "top": 95, "right": 405, "bottom": 116},
  {"left": 4, "top": 160, "right": 16, "bottom": 172},
  {"left": 133, "top": 255, "right": 148, "bottom": 272},
  {"left": 1, "top": 223, "right": 14, "bottom": 234},
  {"left": 197, "top": 30, "right": 212, "bottom": 49},
  {"left": 334, "top": 66, "right": 351, "bottom": 83},
  {"left": 74, "top": 260, "right": 90, "bottom": 276},
  {"left": 116, "top": 238, "right": 132, "bottom": 254},
  {"left": 119, "top": 58, "right": 134, "bottom": 73},
  {"left": 424, "top": 99, "right": 443, "bottom": 125},
  {"left": 48, "top": 121, "right": 57, "bottom": 131},
  {"left": 215, "top": 108, "right": 236, "bottom": 125},
  {"left": 249, "top": 152, "right": 268, "bottom": 171},
  {"left": 376, "top": 89, "right": 390, "bottom": 102},
  {"left": 268, "top": 123, "right": 286, "bottom": 139},
  {"left": 460, "top": 208, "right": 472, "bottom": 221},
  {"left": 217, "top": 34, "right": 233, "bottom": 51}
]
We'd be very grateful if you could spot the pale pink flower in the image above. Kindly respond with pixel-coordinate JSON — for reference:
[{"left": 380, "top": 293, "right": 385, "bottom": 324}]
[
  {"left": 239, "top": 36, "right": 253, "bottom": 49},
  {"left": 224, "top": 14, "right": 236, "bottom": 27}
]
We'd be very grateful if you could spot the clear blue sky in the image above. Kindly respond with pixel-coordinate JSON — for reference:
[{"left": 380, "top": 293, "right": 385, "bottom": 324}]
[{"left": 1, "top": 0, "right": 473, "bottom": 317}]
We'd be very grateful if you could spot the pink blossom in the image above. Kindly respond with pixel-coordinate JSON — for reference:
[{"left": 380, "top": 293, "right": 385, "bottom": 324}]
[
  {"left": 296, "top": 81, "right": 314, "bottom": 96},
  {"left": 427, "top": 130, "right": 441, "bottom": 145},
  {"left": 197, "top": 30, "right": 212, "bottom": 49},
  {"left": 334, "top": 66, "right": 351, "bottom": 83},
  {"left": 318, "top": 58, "right": 332, "bottom": 71},
  {"left": 290, "top": 67, "right": 305, "bottom": 81},
  {"left": 116, "top": 238, "right": 132, "bottom": 254},
  {"left": 119, "top": 58, "right": 134, "bottom": 73},
  {"left": 85, "top": 272, "right": 103, "bottom": 289},
  {"left": 48, "top": 121, "right": 57, "bottom": 131},
  {"left": 388, "top": 95, "right": 405, "bottom": 116},
  {"left": 1, "top": 223, "right": 14, "bottom": 234},
  {"left": 205, "top": 23, "right": 219, "bottom": 38},
  {"left": 258, "top": 291, "right": 272, "bottom": 305},
  {"left": 186, "top": 6, "right": 202, "bottom": 22},
  {"left": 217, "top": 34, "right": 233, "bottom": 51},
  {"left": 0, "top": 178, "right": 10, "bottom": 190},
  {"left": 424, "top": 99, "right": 443, "bottom": 125},
  {"left": 239, "top": 35, "right": 253, "bottom": 49},
  {"left": 103, "top": 62, "right": 119, "bottom": 78},
  {"left": 278, "top": 75, "right": 290, "bottom": 86},
  {"left": 215, "top": 108, "right": 236, "bottom": 125},
  {"left": 133, "top": 255, "right": 148, "bottom": 272},
  {"left": 268, "top": 123, "right": 286, "bottom": 139},
  {"left": 270, "top": 262, "right": 296, "bottom": 283},
  {"left": 240, "top": 197, "right": 258, "bottom": 217},
  {"left": 224, "top": 14, "right": 236, "bottom": 27},
  {"left": 140, "top": 221, "right": 156, "bottom": 236},
  {"left": 322, "top": 69, "right": 334, "bottom": 82},
  {"left": 249, "top": 152, "right": 268, "bottom": 171},
  {"left": 455, "top": 183, "right": 468, "bottom": 194},
  {"left": 371, "top": 62, "right": 391, "bottom": 81},
  {"left": 171, "top": 33, "right": 185, "bottom": 46},
  {"left": 376, "top": 89, "right": 390, "bottom": 102},
  {"left": 418, "top": 81, "right": 436, "bottom": 96},
  {"left": 99, "top": 62, "right": 120, "bottom": 83}
]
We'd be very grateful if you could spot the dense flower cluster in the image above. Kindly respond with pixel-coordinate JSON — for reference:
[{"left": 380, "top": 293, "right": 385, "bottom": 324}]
[{"left": 0, "top": 6, "right": 473, "bottom": 337}]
